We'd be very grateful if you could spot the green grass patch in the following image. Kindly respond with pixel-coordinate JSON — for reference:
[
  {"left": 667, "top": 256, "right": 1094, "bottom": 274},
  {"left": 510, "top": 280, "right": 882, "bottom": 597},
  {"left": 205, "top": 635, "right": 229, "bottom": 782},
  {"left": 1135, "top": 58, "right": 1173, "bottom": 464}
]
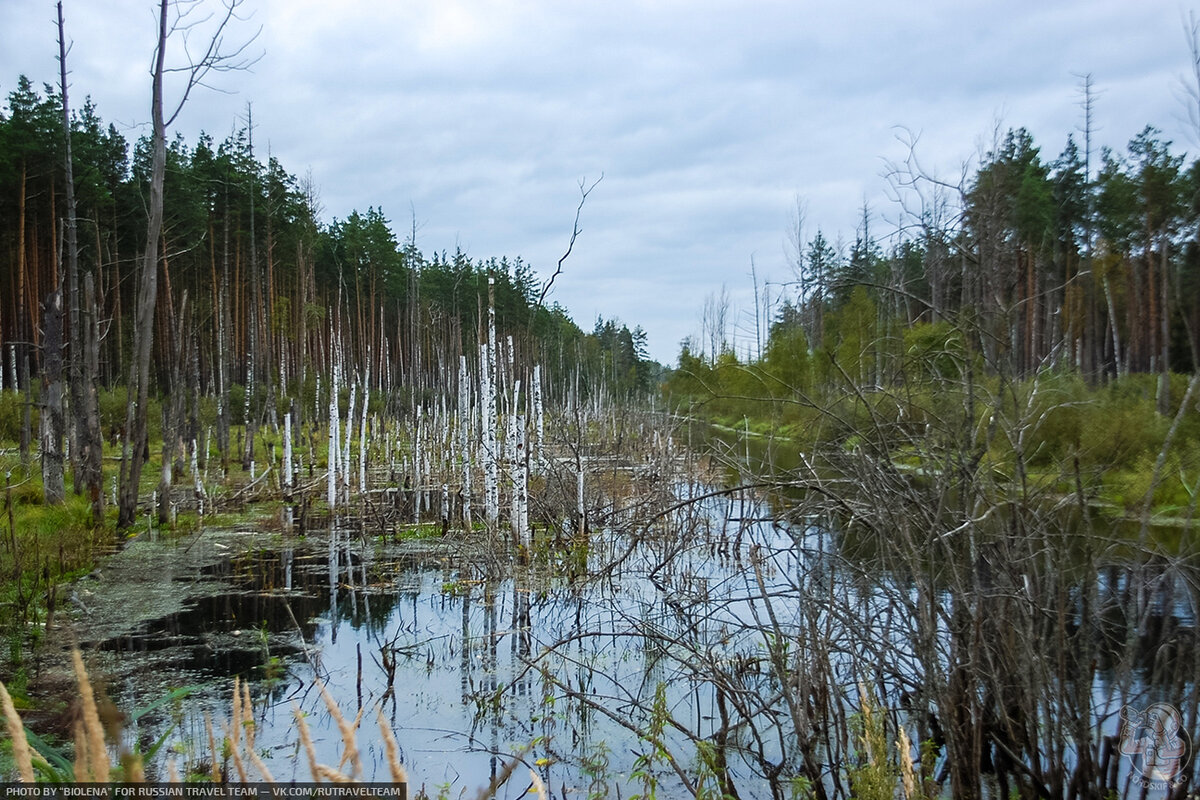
[{"left": 392, "top": 522, "right": 445, "bottom": 540}]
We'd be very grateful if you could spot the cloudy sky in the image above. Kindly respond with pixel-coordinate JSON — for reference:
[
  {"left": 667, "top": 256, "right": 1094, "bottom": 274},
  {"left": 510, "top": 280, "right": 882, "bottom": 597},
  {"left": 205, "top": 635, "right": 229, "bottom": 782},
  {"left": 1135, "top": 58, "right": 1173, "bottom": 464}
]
[{"left": 2, "top": 0, "right": 1195, "bottom": 362}]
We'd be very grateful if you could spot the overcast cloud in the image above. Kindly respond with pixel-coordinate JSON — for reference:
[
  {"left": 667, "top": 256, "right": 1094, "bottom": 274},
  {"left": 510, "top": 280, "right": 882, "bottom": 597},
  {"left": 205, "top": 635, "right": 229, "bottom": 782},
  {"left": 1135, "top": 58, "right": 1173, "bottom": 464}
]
[{"left": 1, "top": 1, "right": 1194, "bottom": 362}]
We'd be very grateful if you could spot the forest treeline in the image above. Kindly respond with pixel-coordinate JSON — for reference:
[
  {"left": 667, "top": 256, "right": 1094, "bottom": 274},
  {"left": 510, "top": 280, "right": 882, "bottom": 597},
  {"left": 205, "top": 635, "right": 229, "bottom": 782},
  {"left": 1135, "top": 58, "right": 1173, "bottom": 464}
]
[
  {"left": 678, "top": 122, "right": 1200, "bottom": 388},
  {"left": 670, "top": 115, "right": 1200, "bottom": 392},
  {"left": 667, "top": 117, "right": 1200, "bottom": 511},
  {"left": 0, "top": 75, "right": 655, "bottom": 412}
]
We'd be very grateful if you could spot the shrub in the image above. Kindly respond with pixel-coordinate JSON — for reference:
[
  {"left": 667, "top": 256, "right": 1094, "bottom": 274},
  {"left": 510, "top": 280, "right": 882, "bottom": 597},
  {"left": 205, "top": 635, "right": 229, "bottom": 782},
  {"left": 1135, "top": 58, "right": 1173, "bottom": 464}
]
[{"left": 0, "top": 392, "right": 37, "bottom": 447}]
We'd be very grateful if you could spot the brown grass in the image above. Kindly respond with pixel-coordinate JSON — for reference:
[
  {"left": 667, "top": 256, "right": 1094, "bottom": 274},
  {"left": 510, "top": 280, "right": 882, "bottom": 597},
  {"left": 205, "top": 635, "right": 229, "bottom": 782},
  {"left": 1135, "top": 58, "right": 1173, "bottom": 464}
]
[
  {"left": 0, "top": 679, "right": 34, "bottom": 781},
  {"left": 377, "top": 707, "right": 409, "bottom": 786},
  {"left": 0, "top": 648, "right": 552, "bottom": 796},
  {"left": 71, "top": 649, "right": 110, "bottom": 781}
]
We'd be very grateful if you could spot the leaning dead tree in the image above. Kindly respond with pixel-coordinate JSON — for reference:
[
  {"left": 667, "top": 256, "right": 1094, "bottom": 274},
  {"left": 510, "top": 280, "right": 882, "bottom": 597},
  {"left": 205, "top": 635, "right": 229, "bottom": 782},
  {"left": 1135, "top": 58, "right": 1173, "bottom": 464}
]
[
  {"left": 39, "top": 289, "right": 64, "bottom": 505},
  {"left": 57, "top": 1, "right": 104, "bottom": 523},
  {"left": 537, "top": 174, "right": 602, "bottom": 308},
  {"left": 117, "top": 0, "right": 259, "bottom": 529}
]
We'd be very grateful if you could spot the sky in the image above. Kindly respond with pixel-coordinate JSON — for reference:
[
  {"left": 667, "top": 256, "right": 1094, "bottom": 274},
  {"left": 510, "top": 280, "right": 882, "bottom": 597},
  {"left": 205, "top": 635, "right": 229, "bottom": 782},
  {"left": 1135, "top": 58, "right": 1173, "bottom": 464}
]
[{"left": 1, "top": 0, "right": 1196, "bottom": 363}]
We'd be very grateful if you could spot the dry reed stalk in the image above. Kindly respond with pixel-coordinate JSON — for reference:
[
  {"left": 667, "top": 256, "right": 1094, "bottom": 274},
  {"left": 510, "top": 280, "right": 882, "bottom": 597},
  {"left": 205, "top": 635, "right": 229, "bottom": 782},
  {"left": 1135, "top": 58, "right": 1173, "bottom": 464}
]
[
  {"left": 230, "top": 676, "right": 244, "bottom": 751},
  {"left": 316, "top": 680, "right": 363, "bottom": 778},
  {"left": 314, "top": 763, "right": 354, "bottom": 782},
  {"left": 473, "top": 755, "right": 523, "bottom": 800},
  {"left": 72, "top": 719, "right": 91, "bottom": 782},
  {"left": 224, "top": 677, "right": 249, "bottom": 781},
  {"left": 236, "top": 679, "right": 275, "bottom": 783},
  {"left": 529, "top": 768, "right": 549, "bottom": 800},
  {"left": 222, "top": 718, "right": 250, "bottom": 783},
  {"left": 336, "top": 706, "right": 365, "bottom": 773},
  {"left": 857, "top": 682, "right": 878, "bottom": 767},
  {"left": 0, "top": 680, "right": 35, "bottom": 782},
  {"left": 123, "top": 751, "right": 145, "bottom": 782},
  {"left": 897, "top": 726, "right": 916, "bottom": 800},
  {"left": 72, "top": 650, "right": 109, "bottom": 781},
  {"left": 376, "top": 708, "right": 409, "bottom": 786},
  {"left": 245, "top": 735, "right": 276, "bottom": 782},
  {"left": 205, "top": 713, "right": 220, "bottom": 783},
  {"left": 293, "top": 704, "right": 321, "bottom": 781}
]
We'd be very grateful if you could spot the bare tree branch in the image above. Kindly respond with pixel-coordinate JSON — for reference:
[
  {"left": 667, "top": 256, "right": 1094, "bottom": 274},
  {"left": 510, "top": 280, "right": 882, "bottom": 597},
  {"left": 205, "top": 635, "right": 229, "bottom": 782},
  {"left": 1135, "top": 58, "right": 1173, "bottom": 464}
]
[
  {"left": 158, "top": 0, "right": 263, "bottom": 128},
  {"left": 538, "top": 174, "right": 603, "bottom": 307}
]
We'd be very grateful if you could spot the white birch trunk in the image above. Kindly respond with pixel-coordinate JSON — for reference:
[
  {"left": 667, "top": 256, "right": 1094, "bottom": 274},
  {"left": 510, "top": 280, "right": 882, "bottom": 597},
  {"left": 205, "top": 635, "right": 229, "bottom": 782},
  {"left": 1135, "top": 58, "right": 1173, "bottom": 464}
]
[
  {"left": 327, "top": 356, "right": 340, "bottom": 510},
  {"left": 458, "top": 354, "right": 472, "bottom": 530},
  {"left": 441, "top": 482, "right": 450, "bottom": 535},
  {"left": 216, "top": 293, "right": 226, "bottom": 456},
  {"left": 508, "top": 380, "right": 521, "bottom": 468},
  {"left": 576, "top": 464, "right": 585, "bottom": 537},
  {"left": 483, "top": 278, "right": 500, "bottom": 527},
  {"left": 422, "top": 428, "right": 432, "bottom": 513},
  {"left": 343, "top": 381, "right": 356, "bottom": 503},
  {"left": 507, "top": 410, "right": 518, "bottom": 534},
  {"left": 244, "top": 330, "right": 254, "bottom": 436},
  {"left": 359, "top": 365, "right": 370, "bottom": 494},
  {"left": 532, "top": 364, "right": 543, "bottom": 467},
  {"left": 512, "top": 416, "right": 529, "bottom": 546},
  {"left": 279, "top": 336, "right": 287, "bottom": 408},
  {"left": 505, "top": 335, "right": 515, "bottom": 415},
  {"left": 413, "top": 406, "right": 423, "bottom": 524},
  {"left": 283, "top": 406, "right": 293, "bottom": 494},
  {"left": 191, "top": 434, "right": 206, "bottom": 515}
]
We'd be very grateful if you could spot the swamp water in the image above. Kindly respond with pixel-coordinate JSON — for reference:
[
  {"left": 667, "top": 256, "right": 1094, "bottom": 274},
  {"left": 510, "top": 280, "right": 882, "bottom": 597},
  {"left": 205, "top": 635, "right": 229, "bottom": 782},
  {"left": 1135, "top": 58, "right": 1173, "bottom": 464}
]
[{"left": 55, "top": 484, "right": 1199, "bottom": 799}]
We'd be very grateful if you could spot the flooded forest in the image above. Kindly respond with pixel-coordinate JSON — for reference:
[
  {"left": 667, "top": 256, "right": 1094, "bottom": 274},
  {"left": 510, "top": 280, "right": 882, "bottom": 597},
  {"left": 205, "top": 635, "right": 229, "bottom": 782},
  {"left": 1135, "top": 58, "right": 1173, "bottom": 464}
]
[{"left": 3, "top": 3, "right": 1200, "bottom": 799}]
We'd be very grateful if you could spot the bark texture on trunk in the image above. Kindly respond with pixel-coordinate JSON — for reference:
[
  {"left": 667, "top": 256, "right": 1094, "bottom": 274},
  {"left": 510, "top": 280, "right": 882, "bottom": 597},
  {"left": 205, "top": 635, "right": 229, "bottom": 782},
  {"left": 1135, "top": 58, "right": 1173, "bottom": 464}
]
[{"left": 118, "top": 0, "right": 169, "bottom": 529}]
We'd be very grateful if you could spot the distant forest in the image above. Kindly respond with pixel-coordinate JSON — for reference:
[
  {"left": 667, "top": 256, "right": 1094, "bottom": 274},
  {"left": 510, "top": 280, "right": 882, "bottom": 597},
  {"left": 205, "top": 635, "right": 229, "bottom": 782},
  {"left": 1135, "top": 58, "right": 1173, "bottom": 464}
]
[
  {"left": 0, "top": 75, "right": 656, "bottom": 407},
  {"left": 678, "top": 114, "right": 1200, "bottom": 405}
]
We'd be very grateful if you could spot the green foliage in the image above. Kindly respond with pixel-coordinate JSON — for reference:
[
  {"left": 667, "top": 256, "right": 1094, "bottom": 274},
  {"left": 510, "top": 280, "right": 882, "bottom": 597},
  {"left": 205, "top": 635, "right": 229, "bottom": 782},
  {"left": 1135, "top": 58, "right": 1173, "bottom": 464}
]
[
  {"left": 630, "top": 683, "right": 671, "bottom": 800},
  {"left": 579, "top": 739, "right": 612, "bottom": 800},
  {"left": 1106, "top": 438, "right": 1200, "bottom": 512},
  {"left": 1, "top": 77, "right": 655, "bottom": 422},
  {"left": 787, "top": 775, "right": 815, "bottom": 800},
  {"left": 98, "top": 388, "right": 163, "bottom": 444},
  {"left": 902, "top": 321, "right": 966, "bottom": 382},
  {"left": 669, "top": 311, "right": 1197, "bottom": 516},
  {"left": 691, "top": 740, "right": 724, "bottom": 800},
  {"left": 762, "top": 319, "right": 810, "bottom": 397},
  {"left": 0, "top": 391, "right": 35, "bottom": 444},
  {"left": 664, "top": 346, "right": 715, "bottom": 403},
  {"left": 0, "top": 491, "right": 99, "bottom": 635},
  {"left": 846, "top": 693, "right": 898, "bottom": 800},
  {"left": 823, "top": 285, "right": 877, "bottom": 387},
  {"left": 1076, "top": 379, "right": 1166, "bottom": 469}
]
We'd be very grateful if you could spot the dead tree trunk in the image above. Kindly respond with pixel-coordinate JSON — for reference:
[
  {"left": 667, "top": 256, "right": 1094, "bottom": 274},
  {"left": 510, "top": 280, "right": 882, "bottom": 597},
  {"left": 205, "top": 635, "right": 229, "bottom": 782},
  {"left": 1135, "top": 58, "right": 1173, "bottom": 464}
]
[
  {"left": 82, "top": 273, "right": 104, "bottom": 523},
  {"left": 57, "top": 1, "right": 84, "bottom": 494},
  {"left": 217, "top": 192, "right": 231, "bottom": 472},
  {"left": 243, "top": 105, "right": 259, "bottom": 471},
  {"left": 117, "top": 0, "right": 169, "bottom": 530},
  {"left": 158, "top": 295, "right": 189, "bottom": 525},
  {"left": 117, "top": 0, "right": 256, "bottom": 528},
  {"left": 40, "top": 289, "right": 65, "bottom": 505},
  {"left": 17, "top": 163, "right": 31, "bottom": 470},
  {"left": 58, "top": 2, "right": 104, "bottom": 521}
]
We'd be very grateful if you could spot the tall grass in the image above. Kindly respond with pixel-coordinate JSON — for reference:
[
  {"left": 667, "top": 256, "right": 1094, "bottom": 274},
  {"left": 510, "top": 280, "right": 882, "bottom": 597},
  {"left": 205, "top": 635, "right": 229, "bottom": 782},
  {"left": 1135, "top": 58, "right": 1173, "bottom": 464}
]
[{"left": 0, "top": 650, "right": 548, "bottom": 799}]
